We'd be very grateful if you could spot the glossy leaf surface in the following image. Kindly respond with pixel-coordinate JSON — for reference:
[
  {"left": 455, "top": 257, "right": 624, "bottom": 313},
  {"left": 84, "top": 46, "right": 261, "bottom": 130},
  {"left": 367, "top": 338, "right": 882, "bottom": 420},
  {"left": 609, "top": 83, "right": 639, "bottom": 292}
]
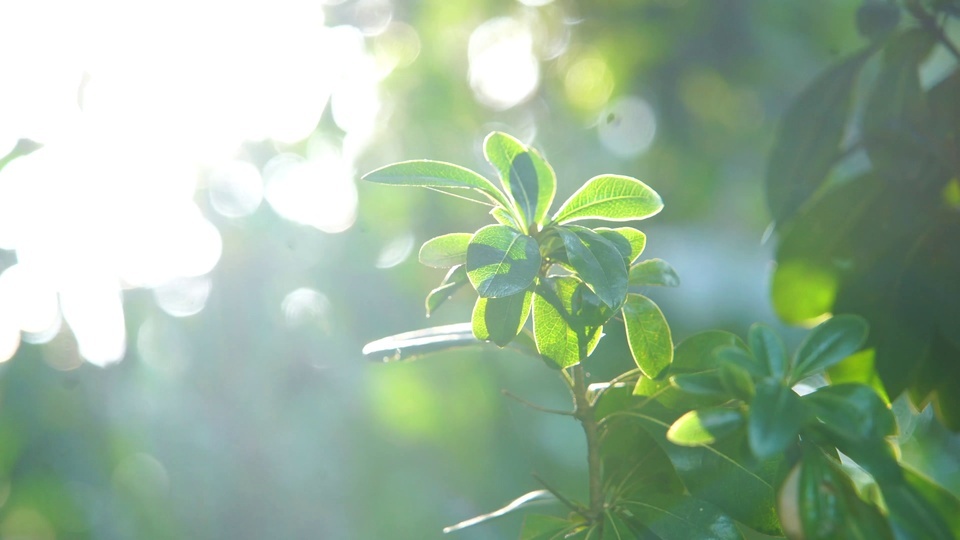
[
  {"left": 466, "top": 225, "right": 540, "bottom": 298},
  {"left": 803, "top": 383, "right": 895, "bottom": 443}
]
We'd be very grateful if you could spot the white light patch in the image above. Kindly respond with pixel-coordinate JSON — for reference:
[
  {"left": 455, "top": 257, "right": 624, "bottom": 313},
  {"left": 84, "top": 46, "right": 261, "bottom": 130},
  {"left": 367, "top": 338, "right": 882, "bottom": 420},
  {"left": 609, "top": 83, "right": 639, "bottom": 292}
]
[
  {"left": 598, "top": 96, "right": 657, "bottom": 157},
  {"left": 60, "top": 276, "right": 126, "bottom": 367},
  {"left": 264, "top": 152, "right": 358, "bottom": 234},
  {"left": 153, "top": 276, "right": 213, "bottom": 318},
  {"left": 376, "top": 233, "right": 415, "bottom": 269},
  {"left": 281, "top": 287, "right": 331, "bottom": 328},
  {"left": 468, "top": 18, "right": 540, "bottom": 110},
  {"left": 207, "top": 160, "right": 263, "bottom": 218},
  {"left": 0, "top": 263, "right": 60, "bottom": 336}
]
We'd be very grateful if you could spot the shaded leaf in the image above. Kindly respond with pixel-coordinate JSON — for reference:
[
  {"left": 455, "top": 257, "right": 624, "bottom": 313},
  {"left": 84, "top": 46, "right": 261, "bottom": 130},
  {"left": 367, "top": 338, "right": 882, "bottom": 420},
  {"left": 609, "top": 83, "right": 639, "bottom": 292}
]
[
  {"left": 718, "top": 362, "right": 755, "bottom": 401},
  {"left": 667, "top": 408, "right": 744, "bottom": 447},
  {"left": 425, "top": 265, "right": 469, "bottom": 317},
  {"left": 553, "top": 174, "right": 663, "bottom": 224},
  {"left": 748, "top": 380, "right": 806, "bottom": 460},
  {"left": 765, "top": 47, "right": 874, "bottom": 225},
  {"left": 419, "top": 233, "right": 472, "bottom": 268},
  {"left": 471, "top": 291, "right": 532, "bottom": 347},
  {"left": 363, "top": 159, "right": 511, "bottom": 208},
  {"left": 596, "top": 227, "right": 646, "bottom": 264},
  {"left": 669, "top": 371, "right": 728, "bottom": 399},
  {"left": 619, "top": 493, "right": 744, "bottom": 540},
  {"left": 715, "top": 345, "right": 766, "bottom": 378},
  {"left": 466, "top": 225, "right": 541, "bottom": 298},
  {"left": 483, "top": 131, "right": 556, "bottom": 228},
  {"left": 792, "top": 314, "right": 869, "bottom": 382},
  {"left": 558, "top": 226, "right": 628, "bottom": 309},
  {"left": 623, "top": 294, "right": 673, "bottom": 379},
  {"left": 748, "top": 323, "right": 788, "bottom": 380},
  {"left": 903, "top": 466, "right": 960, "bottom": 538},
  {"left": 443, "top": 490, "right": 557, "bottom": 534},
  {"left": 520, "top": 514, "right": 576, "bottom": 540},
  {"left": 803, "top": 383, "right": 895, "bottom": 443},
  {"left": 628, "top": 259, "right": 680, "bottom": 288}
]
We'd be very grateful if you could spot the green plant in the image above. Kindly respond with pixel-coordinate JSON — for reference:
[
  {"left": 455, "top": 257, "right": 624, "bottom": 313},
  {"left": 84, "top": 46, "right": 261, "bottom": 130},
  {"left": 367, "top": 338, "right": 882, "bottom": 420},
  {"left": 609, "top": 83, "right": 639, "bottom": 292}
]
[{"left": 362, "top": 130, "right": 960, "bottom": 538}]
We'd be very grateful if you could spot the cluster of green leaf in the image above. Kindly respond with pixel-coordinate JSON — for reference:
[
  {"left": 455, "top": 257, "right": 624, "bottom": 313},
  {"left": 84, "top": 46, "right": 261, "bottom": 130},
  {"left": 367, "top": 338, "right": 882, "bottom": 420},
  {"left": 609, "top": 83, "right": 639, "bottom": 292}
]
[
  {"left": 363, "top": 131, "right": 675, "bottom": 372},
  {"left": 767, "top": 0, "right": 960, "bottom": 428}
]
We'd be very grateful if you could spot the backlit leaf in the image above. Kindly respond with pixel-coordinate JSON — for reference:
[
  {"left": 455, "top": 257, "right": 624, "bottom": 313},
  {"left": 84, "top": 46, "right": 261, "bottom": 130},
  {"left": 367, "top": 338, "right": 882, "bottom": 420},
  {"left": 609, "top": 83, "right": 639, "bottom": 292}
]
[
  {"left": 425, "top": 265, "right": 468, "bottom": 317},
  {"left": 418, "top": 233, "right": 472, "bottom": 268},
  {"left": 483, "top": 131, "right": 557, "bottom": 228},
  {"left": 596, "top": 227, "right": 646, "bottom": 264},
  {"left": 362, "top": 159, "right": 511, "bottom": 208},
  {"left": 532, "top": 277, "right": 603, "bottom": 368},
  {"left": 628, "top": 259, "right": 679, "bottom": 288},
  {"left": 471, "top": 291, "right": 532, "bottom": 347},
  {"left": 557, "top": 225, "right": 628, "bottom": 309},
  {"left": 792, "top": 314, "right": 869, "bottom": 382},
  {"left": 667, "top": 408, "right": 744, "bottom": 447},
  {"left": 466, "top": 224, "right": 541, "bottom": 298},
  {"left": 623, "top": 294, "right": 673, "bottom": 379},
  {"left": 553, "top": 174, "right": 663, "bottom": 224}
]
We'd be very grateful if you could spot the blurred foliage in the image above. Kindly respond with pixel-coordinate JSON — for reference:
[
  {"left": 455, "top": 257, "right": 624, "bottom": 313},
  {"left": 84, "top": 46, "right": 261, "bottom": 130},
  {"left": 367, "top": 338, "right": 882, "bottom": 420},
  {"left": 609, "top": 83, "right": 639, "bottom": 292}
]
[{"left": 0, "top": 0, "right": 958, "bottom": 538}]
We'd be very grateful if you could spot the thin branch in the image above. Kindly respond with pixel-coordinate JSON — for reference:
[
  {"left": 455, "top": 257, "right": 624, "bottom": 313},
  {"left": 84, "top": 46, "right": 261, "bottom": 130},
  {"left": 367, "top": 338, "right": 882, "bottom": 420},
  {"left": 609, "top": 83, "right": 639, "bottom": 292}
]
[
  {"left": 501, "top": 389, "right": 575, "bottom": 416},
  {"left": 911, "top": 2, "right": 960, "bottom": 62},
  {"left": 572, "top": 364, "right": 605, "bottom": 522},
  {"left": 531, "top": 472, "right": 590, "bottom": 519}
]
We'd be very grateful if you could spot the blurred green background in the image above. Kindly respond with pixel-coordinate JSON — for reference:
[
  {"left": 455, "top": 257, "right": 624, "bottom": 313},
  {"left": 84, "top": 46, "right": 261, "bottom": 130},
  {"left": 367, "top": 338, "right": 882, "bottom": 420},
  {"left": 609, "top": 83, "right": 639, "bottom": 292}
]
[{"left": 0, "top": 0, "right": 958, "bottom": 538}]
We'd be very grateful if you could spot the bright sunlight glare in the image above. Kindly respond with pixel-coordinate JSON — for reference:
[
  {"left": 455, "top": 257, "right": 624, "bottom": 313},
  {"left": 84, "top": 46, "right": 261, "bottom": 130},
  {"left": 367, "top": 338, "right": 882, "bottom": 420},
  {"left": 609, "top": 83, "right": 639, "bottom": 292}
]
[{"left": 0, "top": 0, "right": 389, "bottom": 366}]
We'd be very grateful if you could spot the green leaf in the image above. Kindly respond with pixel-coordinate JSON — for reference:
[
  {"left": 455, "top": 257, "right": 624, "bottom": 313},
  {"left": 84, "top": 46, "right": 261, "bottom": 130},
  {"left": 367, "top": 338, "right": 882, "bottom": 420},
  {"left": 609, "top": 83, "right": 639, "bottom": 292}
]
[
  {"left": 471, "top": 291, "right": 532, "bottom": 347},
  {"left": 623, "top": 294, "right": 673, "bottom": 379},
  {"left": 715, "top": 345, "right": 766, "bottom": 378},
  {"left": 483, "top": 131, "right": 557, "bottom": 229},
  {"left": 520, "top": 514, "right": 576, "bottom": 540},
  {"left": 465, "top": 225, "right": 541, "bottom": 298},
  {"left": 630, "top": 402, "right": 784, "bottom": 536},
  {"left": 490, "top": 205, "right": 520, "bottom": 228},
  {"left": 360, "top": 323, "right": 480, "bottom": 362},
  {"left": 557, "top": 226, "right": 628, "bottom": 309},
  {"left": 532, "top": 278, "right": 603, "bottom": 368},
  {"left": 595, "top": 227, "right": 646, "bottom": 265},
  {"left": 902, "top": 466, "right": 960, "bottom": 538},
  {"left": 443, "top": 490, "right": 557, "bottom": 534},
  {"left": 748, "top": 323, "right": 788, "bottom": 380},
  {"left": 627, "top": 258, "right": 680, "bottom": 288},
  {"left": 792, "top": 314, "right": 869, "bottom": 382},
  {"left": 425, "top": 265, "right": 468, "bottom": 317},
  {"left": 748, "top": 380, "right": 806, "bottom": 460},
  {"left": 803, "top": 383, "right": 895, "bottom": 443},
  {"left": 670, "top": 371, "right": 728, "bottom": 399},
  {"left": 619, "top": 493, "right": 744, "bottom": 540},
  {"left": 418, "top": 233, "right": 472, "bottom": 268},
  {"left": 881, "top": 482, "right": 954, "bottom": 540},
  {"left": 718, "top": 362, "right": 755, "bottom": 401},
  {"left": 765, "top": 47, "right": 874, "bottom": 225},
  {"left": 362, "top": 159, "right": 511, "bottom": 208},
  {"left": 667, "top": 408, "right": 745, "bottom": 447},
  {"left": 553, "top": 174, "right": 663, "bottom": 224},
  {"left": 825, "top": 348, "right": 889, "bottom": 403},
  {"left": 603, "top": 512, "right": 635, "bottom": 539}
]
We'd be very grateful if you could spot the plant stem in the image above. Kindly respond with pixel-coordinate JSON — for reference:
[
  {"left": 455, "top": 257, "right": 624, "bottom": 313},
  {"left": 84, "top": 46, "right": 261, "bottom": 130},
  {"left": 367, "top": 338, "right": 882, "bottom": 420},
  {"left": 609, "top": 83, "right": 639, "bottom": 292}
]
[{"left": 571, "top": 364, "right": 604, "bottom": 522}]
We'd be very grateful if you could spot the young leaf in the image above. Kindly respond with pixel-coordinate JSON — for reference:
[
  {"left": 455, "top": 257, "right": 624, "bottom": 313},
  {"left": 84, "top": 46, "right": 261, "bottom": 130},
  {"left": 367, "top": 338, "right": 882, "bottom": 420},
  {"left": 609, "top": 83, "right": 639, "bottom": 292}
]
[
  {"left": 443, "top": 489, "right": 557, "bottom": 534},
  {"left": 748, "top": 380, "right": 806, "bottom": 460},
  {"left": 623, "top": 294, "right": 673, "bottom": 379},
  {"left": 791, "top": 314, "right": 869, "bottom": 382},
  {"left": 628, "top": 259, "right": 680, "bottom": 288},
  {"left": 667, "top": 408, "right": 745, "bottom": 447},
  {"left": 425, "top": 265, "right": 468, "bottom": 317},
  {"left": 557, "top": 225, "right": 628, "bottom": 309},
  {"left": 552, "top": 174, "right": 663, "bottom": 224},
  {"left": 483, "top": 132, "right": 557, "bottom": 228},
  {"left": 472, "top": 291, "right": 532, "bottom": 347},
  {"left": 619, "top": 493, "right": 744, "bottom": 540},
  {"left": 465, "top": 224, "right": 541, "bottom": 298},
  {"left": 362, "top": 159, "right": 511, "bottom": 208},
  {"left": 748, "top": 323, "right": 788, "bottom": 380},
  {"left": 765, "top": 47, "right": 875, "bottom": 226},
  {"left": 596, "top": 227, "right": 646, "bottom": 264},
  {"left": 418, "top": 233, "right": 472, "bottom": 268},
  {"left": 532, "top": 277, "right": 602, "bottom": 368}
]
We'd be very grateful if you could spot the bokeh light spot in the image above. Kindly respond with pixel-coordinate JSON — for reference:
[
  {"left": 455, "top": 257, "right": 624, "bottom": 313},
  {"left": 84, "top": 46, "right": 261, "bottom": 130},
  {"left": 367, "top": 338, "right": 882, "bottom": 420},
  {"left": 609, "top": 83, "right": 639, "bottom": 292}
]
[
  {"left": 206, "top": 161, "right": 263, "bottom": 219},
  {"left": 281, "top": 288, "right": 331, "bottom": 328},
  {"left": 376, "top": 233, "right": 415, "bottom": 269},
  {"left": 264, "top": 152, "right": 359, "bottom": 234},
  {"left": 598, "top": 96, "right": 657, "bottom": 157},
  {"left": 564, "top": 52, "right": 615, "bottom": 112},
  {"left": 469, "top": 18, "right": 540, "bottom": 110},
  {"left": 153, "top": 276, "right": 213, "bottom": 318}
]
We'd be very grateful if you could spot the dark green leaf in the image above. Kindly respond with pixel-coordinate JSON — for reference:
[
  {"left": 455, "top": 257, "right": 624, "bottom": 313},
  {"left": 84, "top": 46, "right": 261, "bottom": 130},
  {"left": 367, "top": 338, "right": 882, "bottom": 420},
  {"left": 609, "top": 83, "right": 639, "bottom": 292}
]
[
  {"left": 718, "top": 362, "right": 755, "bottom": 401},
  {"left": 883, "top": 482, "right": 955, "bottom": 540},
  {"left": 803, "top": 383, "right": 895, "bottom": 443},
  {"left": 765, "top": 47, "right": 874, "bottom": 225},
  {"left": 466, "top": 224, "right": 541, "bottom": 298},
  {"left": 596, "top": 227, "right": 646, "bottom": 264},
  {"left": 443, "top": 490, "right": 557, "bottom": 534},
  {"left": 425, "top": 265, "right": 468, "bottom": 317},
  {"left": 902, "top": 466, "right": 960, "bottom": 538},
  {"left": 669, "top": 371, "right": 728, "bottom": 399},
  {"left": 471, "top": 291, "right": 532, "bottom": 347},
  {"left": 520, "top": 514, "right": 576, "bottom": 540},
  {"left": 418, "top": 233, "right": 472, "bottom": 268},
  {"left": 856, "top": 2, "right": 900, "bottom": 41},
  {"left": 532, "top": 278, "right": 603, "bottom": 368},
  {"left": 619, "top": 493, "right": 744, "bottom": 540},
  {"left": 483, "top": 131, "right": 557, "bottom": 228},
  {"left": 792, "top": 314, "right": 869, "bottom": 382},
  {"left": 667, "top": 408, "right": 744, "bottom": 446},
  {"left": 748, "top": 380, "right": 806, "bottom": 460},
  {"left": 628, "top": 259, "right": 680, "bottom": 288},
  {"left": 623, "top": 294, "right": 673, "bottom": 379},
  {"left": 553, "top": 174, "right": 663, "bottom": 224},
  {"left": 715, "top": 346, "right": 766, "bottom": 378},
  {"left": 748, "top": 324, "right": 788, "bottom": 380},
  {"left": 362, "top": 159, "right": 511, "bottom": 208},
  {"left": 557, "top": 225, "right": 628, "bottom": 309}
]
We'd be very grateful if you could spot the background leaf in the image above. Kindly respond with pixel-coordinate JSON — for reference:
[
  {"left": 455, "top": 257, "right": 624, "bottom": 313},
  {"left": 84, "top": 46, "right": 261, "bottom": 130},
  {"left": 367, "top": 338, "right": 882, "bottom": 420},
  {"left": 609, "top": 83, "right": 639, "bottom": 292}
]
[
  {"left": 425, "top": 265, "right": 469, "bottom": 317},
  {"left": 466, "top": 225, "right": 541, "bottom": 298},
  {"left": 553, "top": 174, "right": 663, "bottom": 224},
  {"left": 792, "top": 314, "right": 869, "bottom": 382},
  {"left": 748, "top": 323, "right": 788, "bottom": 380},
  {"left": 622, "top": 294, "right": 673, "bottom": 379},
  {"left": 418, "top": 233, "right": 472, "bottom": 268}
]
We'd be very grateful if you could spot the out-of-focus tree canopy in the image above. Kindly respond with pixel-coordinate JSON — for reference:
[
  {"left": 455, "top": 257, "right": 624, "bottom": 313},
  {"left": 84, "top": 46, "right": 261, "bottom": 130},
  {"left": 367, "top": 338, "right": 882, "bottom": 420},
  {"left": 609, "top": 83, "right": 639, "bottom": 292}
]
[{"left": 0, "top": 0, "right": 957, "bottom": 538}]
